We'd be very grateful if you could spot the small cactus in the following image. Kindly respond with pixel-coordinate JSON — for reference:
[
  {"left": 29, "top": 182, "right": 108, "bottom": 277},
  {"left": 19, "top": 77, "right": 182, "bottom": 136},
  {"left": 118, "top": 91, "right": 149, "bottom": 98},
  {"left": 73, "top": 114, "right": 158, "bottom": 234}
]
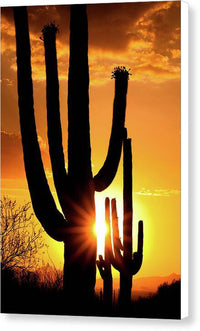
[
  {"left": 97, "top": 131, "right": 144, "bottom": 309},
  {"left": 111, "top": 198, "right": 143, "bottom": 306},
  {"left": 110, "top": 131, "right": 144, "bottom": 307}
]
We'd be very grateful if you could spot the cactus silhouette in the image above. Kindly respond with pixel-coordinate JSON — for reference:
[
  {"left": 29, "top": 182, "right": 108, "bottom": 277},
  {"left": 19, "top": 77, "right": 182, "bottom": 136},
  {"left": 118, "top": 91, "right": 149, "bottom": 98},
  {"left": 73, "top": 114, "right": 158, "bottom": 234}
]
[
  {"left": 97, "top": 197, "right": 113, "bottom": 309},
  {"left": 97, "top": 132, "right": 143, "bottom": 310},
  {"left": 13, "top": 5, "right": 129, "bottom": 309},
  {"left": 110, "top": 131, "right": 144, "bottom": 308}
]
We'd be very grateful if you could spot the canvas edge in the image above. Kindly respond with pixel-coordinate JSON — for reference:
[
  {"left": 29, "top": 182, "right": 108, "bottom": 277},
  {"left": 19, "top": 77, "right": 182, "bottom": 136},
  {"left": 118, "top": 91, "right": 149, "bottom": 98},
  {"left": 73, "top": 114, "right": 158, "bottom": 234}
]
[
  {"left": 0, "top": 0, "right": 186, "bottom": 320},
  {"left": 181, "top": 0, "right": 189, "bottom": 320}
]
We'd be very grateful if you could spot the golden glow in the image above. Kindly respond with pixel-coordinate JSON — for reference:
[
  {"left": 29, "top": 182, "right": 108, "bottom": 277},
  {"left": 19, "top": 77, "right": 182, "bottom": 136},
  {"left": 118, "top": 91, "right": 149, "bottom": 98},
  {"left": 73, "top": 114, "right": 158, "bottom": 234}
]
[
  {"left": 93, "top": 222, "right": 108, "bottom": 238},
  {"left": 94, "top": 198, "right": 108, "bottom": 257},
  {"left": 1, "top": 2, "right": 181, "bottom": 281}
]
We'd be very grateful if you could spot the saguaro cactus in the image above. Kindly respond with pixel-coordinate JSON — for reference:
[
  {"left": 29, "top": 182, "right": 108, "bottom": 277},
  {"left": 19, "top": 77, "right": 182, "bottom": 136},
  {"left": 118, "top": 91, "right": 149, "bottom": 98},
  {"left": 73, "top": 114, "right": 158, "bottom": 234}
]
[
  {"left": 13, "top": 5, "right": 129, "bottom": 308},
  {"left": 110, "top": 132, "right": 144, "bottom": 308},
  {"left": 97, "top": 197, "right": 113, "bottom": 309}
]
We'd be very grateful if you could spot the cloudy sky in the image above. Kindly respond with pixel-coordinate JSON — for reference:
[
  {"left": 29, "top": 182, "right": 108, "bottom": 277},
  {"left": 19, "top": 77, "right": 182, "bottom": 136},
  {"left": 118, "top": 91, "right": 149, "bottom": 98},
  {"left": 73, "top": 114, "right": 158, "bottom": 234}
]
[{"left": 1, "top": 1, "right": 181, "bottom": 279}]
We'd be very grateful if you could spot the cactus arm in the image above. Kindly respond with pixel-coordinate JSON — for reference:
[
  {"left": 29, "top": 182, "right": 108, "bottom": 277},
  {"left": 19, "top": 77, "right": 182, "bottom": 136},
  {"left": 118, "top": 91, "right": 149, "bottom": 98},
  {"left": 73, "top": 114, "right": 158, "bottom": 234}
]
[
  {"left": 123, "top": 135, "right": 133, "bottom": 262},
  {"left": 131, "top": 252, "right": 143, "bottom": 275},
  {"left": 111, "top": 199, "right": 123, "bottom": 271},
  {"left": 97, "top": 254, "right": 112, "bottom": 281},
  {"left": 111, "top": 199, "right": 123, "bottom": 251},
  {"left": 42, "top": 23, "right": 68, "bottom": 196},
  {"left": 97, "top": 198, "right": 112, "bottom": 277},
  {"left": 131, "top": 220, "right": 143, "bottom": 275},
  {"left": 137, "top": 220, "right": 144, "bottom": 255},
  {"left": 68, "top": 5, "right": 92, "bottom": 181},
  {"left": 96, "top": 255, "right": 107, "bottom": 279},
  {"left": 97, "top": 198, "right": 113, "bottom": 308},
  {"left": 94, "top": 68, "right": 129, "bottom": 192},
  {"left": 105, "top": 197, "right": 113, "bottom": 263},
  {"left": 14, "top": 7, "right": 68, "bottom": 242}
]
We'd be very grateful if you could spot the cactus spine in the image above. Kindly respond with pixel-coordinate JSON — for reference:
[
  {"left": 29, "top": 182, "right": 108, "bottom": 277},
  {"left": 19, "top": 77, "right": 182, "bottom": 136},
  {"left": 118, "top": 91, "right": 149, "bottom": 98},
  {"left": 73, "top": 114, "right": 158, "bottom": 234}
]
[{"left": 13, "top": 5, "right": 128, "bottom": 309}]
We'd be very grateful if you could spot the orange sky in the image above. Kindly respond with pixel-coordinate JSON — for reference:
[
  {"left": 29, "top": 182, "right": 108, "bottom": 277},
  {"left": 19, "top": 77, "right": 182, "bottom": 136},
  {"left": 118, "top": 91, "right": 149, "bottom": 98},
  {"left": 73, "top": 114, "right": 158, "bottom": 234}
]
[{"left": 1, "top": 1, "right": 181, "bottom": 280}]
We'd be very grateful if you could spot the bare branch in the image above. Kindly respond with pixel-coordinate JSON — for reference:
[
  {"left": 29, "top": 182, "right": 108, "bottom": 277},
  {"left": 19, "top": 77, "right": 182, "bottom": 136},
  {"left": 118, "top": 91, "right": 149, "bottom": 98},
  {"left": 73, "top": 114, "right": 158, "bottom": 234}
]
[{"left": 1, "top": 197, "right": 45, "bottom": 271}]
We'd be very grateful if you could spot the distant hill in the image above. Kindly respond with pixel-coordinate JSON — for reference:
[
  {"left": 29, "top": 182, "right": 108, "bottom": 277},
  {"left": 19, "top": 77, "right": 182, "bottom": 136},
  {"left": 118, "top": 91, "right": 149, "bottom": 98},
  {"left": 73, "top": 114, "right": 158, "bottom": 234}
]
[{"left": 95, "top": 273, "right": 180, "bottom": 300}]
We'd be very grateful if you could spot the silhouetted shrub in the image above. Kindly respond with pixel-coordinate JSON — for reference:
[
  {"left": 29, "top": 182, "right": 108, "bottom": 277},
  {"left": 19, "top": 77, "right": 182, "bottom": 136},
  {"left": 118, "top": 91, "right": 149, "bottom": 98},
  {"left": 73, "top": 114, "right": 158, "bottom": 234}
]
[{"left": 1, "top": 265, "right": 180, "bottom": 319}]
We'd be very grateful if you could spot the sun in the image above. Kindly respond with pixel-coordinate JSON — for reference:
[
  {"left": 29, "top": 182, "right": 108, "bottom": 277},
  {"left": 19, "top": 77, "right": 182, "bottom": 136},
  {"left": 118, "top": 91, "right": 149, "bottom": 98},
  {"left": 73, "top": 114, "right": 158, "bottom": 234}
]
[
  {"left": 93, "top": 222, "right": 108, "bottom": 237},
  {"left": 94, "top": 197, "right": 110, "bottom": 257}
]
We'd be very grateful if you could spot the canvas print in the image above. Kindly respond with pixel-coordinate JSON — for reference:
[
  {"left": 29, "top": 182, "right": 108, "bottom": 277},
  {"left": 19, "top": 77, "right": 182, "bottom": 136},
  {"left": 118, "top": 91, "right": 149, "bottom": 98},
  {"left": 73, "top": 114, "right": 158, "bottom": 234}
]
[{"left": 1, "top": 1, "right": 181, "bottom": 318}]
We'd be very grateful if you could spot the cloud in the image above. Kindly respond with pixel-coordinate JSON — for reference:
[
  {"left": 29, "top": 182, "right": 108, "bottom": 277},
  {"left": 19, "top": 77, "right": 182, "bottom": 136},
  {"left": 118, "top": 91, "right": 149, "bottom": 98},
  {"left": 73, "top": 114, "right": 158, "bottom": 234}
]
[
  {"left": 135, "top": 188, "right": 180, "bottom": 197},
  {"left": 1, "top": 131, "right": 50, "bottom": 179},
  {"left": 88, "top": 1, "right": 180, "bottom": 84},
  {"left": 1, "top": 77, "right": 14, "bottom": 87},
  {"left": 1, "top": 15, "right": 16, "bottom": 55},
  {"left": 1, "top": 131, "right": 24, "bottom": 178},
  {"left": 87, "top": 2, "right": 160, "bottom": 51},
  {"left": 1, "top": 2, "right": 180, "bottom": 85}
]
